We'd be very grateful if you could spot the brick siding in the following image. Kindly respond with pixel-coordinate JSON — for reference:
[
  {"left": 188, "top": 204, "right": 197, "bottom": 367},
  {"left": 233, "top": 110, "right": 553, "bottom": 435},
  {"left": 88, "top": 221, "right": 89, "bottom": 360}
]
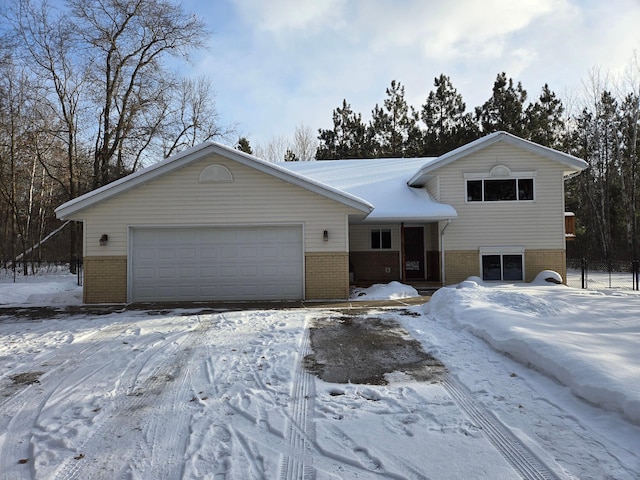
[
  {"left": 83, "top": 256, "right": 127, "bottom": 303},
  {"left": 525, "top": 249, "right": 566, "bottom": 283},
  {"left": 305, "top": 252, "right": 349, "bottom": 299},
  {"left": 444, "top": 250, "right": 480, "bottom": 285},
  {"left": 349, "top": 251, "right": 400, "bottom": 283}
]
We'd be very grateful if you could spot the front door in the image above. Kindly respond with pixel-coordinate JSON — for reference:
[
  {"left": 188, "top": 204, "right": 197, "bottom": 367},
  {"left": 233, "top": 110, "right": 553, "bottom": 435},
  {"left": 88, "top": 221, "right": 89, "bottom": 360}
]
[{"left": 404, "top": 227, "right": 425, "bottom": 279}]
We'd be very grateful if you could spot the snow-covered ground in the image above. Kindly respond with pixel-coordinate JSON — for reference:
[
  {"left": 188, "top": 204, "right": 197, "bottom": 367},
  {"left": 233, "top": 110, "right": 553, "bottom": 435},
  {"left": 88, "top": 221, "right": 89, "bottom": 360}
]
[{"left": 0, "top": 274, "right": 639, "bottom": 479}]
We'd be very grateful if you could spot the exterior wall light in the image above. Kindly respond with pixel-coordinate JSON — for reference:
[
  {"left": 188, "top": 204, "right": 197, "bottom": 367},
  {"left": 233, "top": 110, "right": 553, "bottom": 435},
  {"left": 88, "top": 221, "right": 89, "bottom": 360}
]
[
  {"left": 99, "top": 234, "right": 109, "bottom": 246},
  {"left": 323, "top": 230, "right": 329, "bottom": 241}
]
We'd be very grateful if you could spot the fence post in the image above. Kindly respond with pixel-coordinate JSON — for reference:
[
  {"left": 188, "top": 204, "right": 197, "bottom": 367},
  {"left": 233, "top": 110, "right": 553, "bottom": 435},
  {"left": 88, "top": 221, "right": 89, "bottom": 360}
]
[
  {"left": 581, "top": 258, "right": 587, "bottom": 289},
  {"left": 76, "top": 258, "right": 82, "bottom": 287}
]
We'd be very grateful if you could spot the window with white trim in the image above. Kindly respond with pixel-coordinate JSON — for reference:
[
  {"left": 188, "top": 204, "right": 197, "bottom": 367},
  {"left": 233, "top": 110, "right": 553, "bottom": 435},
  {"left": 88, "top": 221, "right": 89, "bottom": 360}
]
[
  {"left": 465, "top": 165, "right": 535, "bottom": 202},
  {"left": 371, "top": 229, "right": 391, "bottom": 249},
  {"left": 480, "top": 247, "right": 524, "bottom": 281}
]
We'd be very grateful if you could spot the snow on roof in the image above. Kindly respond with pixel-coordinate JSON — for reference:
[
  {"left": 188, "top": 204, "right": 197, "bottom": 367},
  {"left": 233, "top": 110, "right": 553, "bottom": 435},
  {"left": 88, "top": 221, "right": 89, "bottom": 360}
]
[
  {"left": 281, "top": 158, "right": 457, "bottom": 222},
  {"left": 55, "top": 142, "right": 373, "bottom": 219}
]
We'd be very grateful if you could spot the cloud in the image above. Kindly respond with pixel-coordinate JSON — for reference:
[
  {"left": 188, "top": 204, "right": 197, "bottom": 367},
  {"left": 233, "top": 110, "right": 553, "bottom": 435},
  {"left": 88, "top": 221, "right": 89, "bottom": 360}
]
[
  {"left": 230, "top": 0, "right": 347, "bottom": 33},
  {"left": 190, "top": 0, "right": 640, "bottom": 146}
]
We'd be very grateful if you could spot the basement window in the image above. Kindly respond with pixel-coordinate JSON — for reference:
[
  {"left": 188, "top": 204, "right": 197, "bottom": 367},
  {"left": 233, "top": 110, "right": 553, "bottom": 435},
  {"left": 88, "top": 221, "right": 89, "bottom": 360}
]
[
  {"left": 480, "top": 246, "right": 524, "bottom": 282},
  {"left": 371, "top": 229, "right": 391, "bottom": 249}
]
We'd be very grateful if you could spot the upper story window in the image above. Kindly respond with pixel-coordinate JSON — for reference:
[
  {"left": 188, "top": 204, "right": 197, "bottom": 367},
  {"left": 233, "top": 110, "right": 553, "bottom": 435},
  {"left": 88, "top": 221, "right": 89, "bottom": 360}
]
[
  {"left": 465, "top": 165, "right": 535, "bottom": 202},
  {"left": 371, "top": 229, "right": 391, "bottom": 249}
]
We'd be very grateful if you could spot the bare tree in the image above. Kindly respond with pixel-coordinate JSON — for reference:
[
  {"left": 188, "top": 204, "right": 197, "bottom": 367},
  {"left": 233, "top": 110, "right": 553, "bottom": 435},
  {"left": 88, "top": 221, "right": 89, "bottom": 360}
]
[
  {"left": 162, "top": 76, "right": 235, "bottom": 158},
  {"left": 10, "top": 0, "right": 94, "bottom": 267},
  {"left": 291, "top": 123, "right": 318, "bottom": 161},
  {"left": 0, "top": 60, "right": 57, "bottom": 274},
  {"left": 67, "top": 0, "right": 210, "bottom": 186},
  {"left": 1, "top": 0, "right": 226, "bottom": 269},
  {"left": 254, "top": 136, "right": 291, "bottom": 163}
]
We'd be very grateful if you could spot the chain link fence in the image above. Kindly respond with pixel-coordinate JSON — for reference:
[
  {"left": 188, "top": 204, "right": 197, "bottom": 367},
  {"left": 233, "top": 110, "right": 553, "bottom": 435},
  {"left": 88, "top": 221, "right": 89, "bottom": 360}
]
[
  {"left": 566, "top": 258, "right": 640, "bottom": 290},
  {"left": 1, "top": 260, "right": 83, "bottom": 286}
]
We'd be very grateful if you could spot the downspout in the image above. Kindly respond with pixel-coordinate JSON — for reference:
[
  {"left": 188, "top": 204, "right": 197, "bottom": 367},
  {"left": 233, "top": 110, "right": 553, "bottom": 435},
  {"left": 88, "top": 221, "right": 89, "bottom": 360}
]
[
  {"left": 440, "top": 219, "right": 451, "bottom": 285},
  {"left": 400, "top": 222, "right": 405, "bottom": 282}
]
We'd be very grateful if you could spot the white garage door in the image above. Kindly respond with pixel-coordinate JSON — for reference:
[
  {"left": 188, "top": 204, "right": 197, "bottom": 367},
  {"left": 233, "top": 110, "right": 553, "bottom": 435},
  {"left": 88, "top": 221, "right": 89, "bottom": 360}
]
[{"left": 130, "top": 226, "right": 303, "bottom": 302}]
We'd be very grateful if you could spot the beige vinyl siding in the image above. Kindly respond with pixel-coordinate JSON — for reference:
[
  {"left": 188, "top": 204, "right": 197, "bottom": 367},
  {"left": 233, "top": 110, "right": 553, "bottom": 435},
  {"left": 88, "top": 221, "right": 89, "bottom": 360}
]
[
  {"left": 75, "top": 153, "right": 359, "bottom": 257},
  {"left": 426, "top": 176, "right": 440, "bottom": 201},
  {"left": 436, "top": 143, "right": 567, "bottom": 251}
]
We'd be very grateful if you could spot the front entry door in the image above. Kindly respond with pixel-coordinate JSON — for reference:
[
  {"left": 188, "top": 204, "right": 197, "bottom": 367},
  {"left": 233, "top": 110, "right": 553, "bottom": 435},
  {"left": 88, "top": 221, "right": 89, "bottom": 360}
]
[{"left": 404, "top": 227, "right": 425, "bottom": 279}]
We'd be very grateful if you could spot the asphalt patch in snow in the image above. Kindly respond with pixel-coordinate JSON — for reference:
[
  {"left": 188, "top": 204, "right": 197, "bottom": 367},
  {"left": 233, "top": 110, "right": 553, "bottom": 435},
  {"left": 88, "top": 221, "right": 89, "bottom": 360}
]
[
  {"left": 10, "top": 371, "right": 44, "bottom": 385},
  {"left": 304, "top": 314, "right": 445, "bottom": 385}
]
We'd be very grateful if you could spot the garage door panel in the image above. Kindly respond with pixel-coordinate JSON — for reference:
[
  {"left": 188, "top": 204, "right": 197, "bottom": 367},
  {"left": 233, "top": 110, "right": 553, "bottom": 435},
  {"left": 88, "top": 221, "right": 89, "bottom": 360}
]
[
  {"left": 199, "top": 266, "right": 218, "bottom": 277},
  {"left": 241, "top": 246, "right": 259, "bottom": 258},
  {"left": 176, "top": 247, "right": 197, "bottom": 259},
  {"left": 200, "top": 247, "right": 217, "bottom": 258},
  {"left": 280, "top": 264, "right": 302, "bottom": 276},
  {"left": 261, "top": 265, "right": 279, "bottom": 276},
  {"left": 179, "top": 266, "right": 197, "bottom": 278},
  {"left": 219, "top": 265, "right": 238, "bottom": 277},
  {"left": 238, "top": 229, "right": 260, "bottom": 242},
  {"left": 157, "top": 267, "right": 177, "bottom": 279},
  {"left": 220, "top": 246, "right": 239, "bottom": 259},
  {"left": 157, "top": 247, "right": 177, "bottom": 261}
]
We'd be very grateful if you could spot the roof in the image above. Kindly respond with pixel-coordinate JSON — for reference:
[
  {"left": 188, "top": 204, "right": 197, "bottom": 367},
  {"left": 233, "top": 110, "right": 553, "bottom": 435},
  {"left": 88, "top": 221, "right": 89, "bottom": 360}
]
[
  {"left": 55, "top": 142, "right": 373, "bottom": 219},
  {"left": 407, "top": 131, "right": 588, "bottom": 187},
  {"left": 281, "top": 158, "right": 457, "bottom": 222},
  {"left": 56, "top": 132, "right": 586, "bottom": 224}
]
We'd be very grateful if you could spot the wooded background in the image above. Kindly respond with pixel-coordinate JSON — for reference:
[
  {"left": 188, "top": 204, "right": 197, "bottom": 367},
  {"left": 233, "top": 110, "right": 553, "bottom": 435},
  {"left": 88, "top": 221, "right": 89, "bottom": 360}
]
[{"left": 2, "top": 0, "right": 639, "bottom": 274}]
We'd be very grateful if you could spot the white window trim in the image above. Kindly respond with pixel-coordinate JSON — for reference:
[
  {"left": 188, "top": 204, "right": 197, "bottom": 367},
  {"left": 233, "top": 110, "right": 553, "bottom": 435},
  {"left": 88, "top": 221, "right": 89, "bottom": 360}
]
[
  {"left": 370, "top": 228, "right": 392, "bottom": 250},
  {"left": 464, "top": 165, "right": 537, "bottom": 203},
  {"left": 480, "top": 246, "right": 525, "bottom": 255},
  {"left": 479, "top": 246, "right": 525, "bottom": 282}
]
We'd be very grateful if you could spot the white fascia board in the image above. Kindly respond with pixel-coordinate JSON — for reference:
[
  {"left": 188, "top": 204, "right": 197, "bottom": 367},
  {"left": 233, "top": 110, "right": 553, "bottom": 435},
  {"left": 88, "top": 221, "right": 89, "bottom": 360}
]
[
  {"left": 407, "top": 131, "right": 588, "bottom": 186},
  {"left": 55, "top": 142, "right": 373, "bottom": 219},
  {"left": 362, "top": 214, "right": 457, "bottom": 223}
]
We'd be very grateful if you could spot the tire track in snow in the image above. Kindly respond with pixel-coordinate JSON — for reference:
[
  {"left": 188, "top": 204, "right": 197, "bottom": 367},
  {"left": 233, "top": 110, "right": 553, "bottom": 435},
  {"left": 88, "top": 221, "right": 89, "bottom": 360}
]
[
  {"left": 442, "top": 376, "right": 562, "bottom": 480},
  {"left": 0, "top": 321, "right": 140, "bottom": 477},
  {"left": 50, "top": 314, "right": 213, "bottom": 480},
  {"left": 279, "top": 323, "right": 315, "bottom": 480}
]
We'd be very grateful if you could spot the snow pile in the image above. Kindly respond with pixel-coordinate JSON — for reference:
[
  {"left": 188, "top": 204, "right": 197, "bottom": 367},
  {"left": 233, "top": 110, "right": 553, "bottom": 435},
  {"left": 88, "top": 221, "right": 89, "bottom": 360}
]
[
  {"left": 350, "top": 281, "right": 419, "bottom": 300},
  {"left": 0, "top": 275, "right": 82, "bottom": 306},
  {"left": 426, "top": 281, "right": 640, "bottom": 424}
]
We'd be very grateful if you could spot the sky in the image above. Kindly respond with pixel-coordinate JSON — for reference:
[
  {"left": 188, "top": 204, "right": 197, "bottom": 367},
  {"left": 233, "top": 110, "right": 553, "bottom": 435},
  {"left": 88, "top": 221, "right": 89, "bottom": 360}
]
[{"left": 180, "top": 0, "right": 640, "bottom": 148}]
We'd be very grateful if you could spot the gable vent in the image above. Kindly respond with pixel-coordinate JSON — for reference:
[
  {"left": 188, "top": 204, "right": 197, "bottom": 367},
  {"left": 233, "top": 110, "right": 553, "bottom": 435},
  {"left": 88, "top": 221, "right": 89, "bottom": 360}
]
[{"left": 199, "top": 164, "right": 233, "bottom": 183}]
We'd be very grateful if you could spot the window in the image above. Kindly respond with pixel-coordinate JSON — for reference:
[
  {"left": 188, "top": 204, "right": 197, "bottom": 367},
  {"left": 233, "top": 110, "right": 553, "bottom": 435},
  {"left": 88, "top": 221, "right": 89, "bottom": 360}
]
[
  {"left": 371, "top": 229, "right": 391, "bottom": 249},
  {"left": 467, "top": 178, "right": 534, "bottom": 202},
  {"left": 481, "top": 254, "right": 523, "bottom": 281},
  {"left": 465, "top": 165, "right": 535, "bottom": 202}
]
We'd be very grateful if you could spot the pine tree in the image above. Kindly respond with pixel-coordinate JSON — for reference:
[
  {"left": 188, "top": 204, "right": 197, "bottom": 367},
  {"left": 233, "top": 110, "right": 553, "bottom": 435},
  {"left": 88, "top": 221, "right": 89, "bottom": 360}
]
[
  {"left": 525, "top": 84, "right": 565, "bottom": 148},
  {"left": 475, "top": 72, "right": 527, "bottom": 135},
  {"left": 284, "top": 149, "right": 298, "bottom": 162},
  {"left": 368, "top": 80, "right": 415, "bottom": 157},
  {"left": 316, "top": 100, "right": 370, "bottom": 159},
  {"left": 420, "top": 74, "right": 479, "bottom": 155},
  {"left": 236, "top": 137, "right": 253, "bottom": 154}
]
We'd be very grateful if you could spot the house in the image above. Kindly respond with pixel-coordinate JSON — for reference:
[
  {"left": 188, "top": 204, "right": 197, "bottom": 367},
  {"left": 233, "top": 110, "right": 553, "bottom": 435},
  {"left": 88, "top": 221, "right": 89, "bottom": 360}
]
[{"left": 55, "top": 131, "right": 587, "bottom": 304}]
